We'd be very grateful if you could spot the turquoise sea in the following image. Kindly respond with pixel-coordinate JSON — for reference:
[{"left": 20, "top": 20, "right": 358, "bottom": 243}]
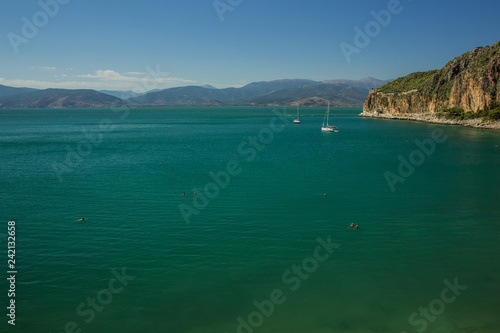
[{"left": 1, "top": 107, "right": 499, "bottom": 333}]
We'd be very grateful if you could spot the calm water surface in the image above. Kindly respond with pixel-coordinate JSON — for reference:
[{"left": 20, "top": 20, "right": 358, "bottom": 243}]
[{"left": 0, "top": 107, "right": 499, "bottom": 333}]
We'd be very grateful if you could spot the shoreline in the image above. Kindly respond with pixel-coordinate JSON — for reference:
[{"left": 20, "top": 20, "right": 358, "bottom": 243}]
[{"left": 358, "top": 112, "right": 500, "bottom": 131}]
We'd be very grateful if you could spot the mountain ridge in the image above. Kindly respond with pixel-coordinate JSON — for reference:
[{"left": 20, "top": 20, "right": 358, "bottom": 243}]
[
  {"left": 245, "top": 83, "right": 368, "bottom": 107},
  {"left": 323, "top": 77, "right": 392, "bottom": 91},
  {"left": 127, "top": 78, "right": 389, "bottom": 107},
  {"left": 0, "top": 84, "right": 38, "bottom": 99},
  {"left": 0, "top": 89, "right": 124, "bottom": 109}
]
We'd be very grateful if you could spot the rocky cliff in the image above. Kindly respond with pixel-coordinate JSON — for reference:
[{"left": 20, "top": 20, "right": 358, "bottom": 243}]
[{"left": 360, "top": 41, "right": 500, "bottom": 129}]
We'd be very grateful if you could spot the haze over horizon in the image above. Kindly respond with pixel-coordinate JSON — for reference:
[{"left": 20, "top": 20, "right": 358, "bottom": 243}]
[{"left": 1, "top": 0, "right": 499, "bottom": 92}]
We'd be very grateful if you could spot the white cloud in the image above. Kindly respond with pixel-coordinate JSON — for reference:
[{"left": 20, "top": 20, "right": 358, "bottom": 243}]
[
  {"left": 0, "top": 77, "right": 89, "bottom": 89},
  {"left": 76, "top": 69, "right": 196, "bottom": 92},
  {"left": 40, "top": 66, "right": 56, "bottom": 70},
  {"left": 0, "top": 68, "right": 197, "bottom": 93},
  {"left": 77, "top": 69, "right": 132, "bottom": 81},
  {"left": 124, "top": 71, "right": 147, "bottom": 75}
]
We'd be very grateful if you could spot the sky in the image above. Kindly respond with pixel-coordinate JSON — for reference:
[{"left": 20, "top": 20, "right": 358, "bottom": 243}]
[{"left": 0, "top": 0, "right": 499, "bottom": 92}]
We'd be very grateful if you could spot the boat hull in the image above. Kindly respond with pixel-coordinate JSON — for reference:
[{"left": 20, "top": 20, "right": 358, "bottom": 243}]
[{"left": 321, "top": 126, "right": 339, "bottom": 132}]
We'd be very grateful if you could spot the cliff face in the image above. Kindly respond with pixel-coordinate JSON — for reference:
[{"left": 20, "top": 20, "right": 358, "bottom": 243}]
[{"left": 362, "top": 41, "right": 500, "bottom": 117}]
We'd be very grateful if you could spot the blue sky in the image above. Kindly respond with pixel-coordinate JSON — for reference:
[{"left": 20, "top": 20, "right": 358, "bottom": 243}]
[{"left": 1, "top": 0, "right": 499, "bottom": 91}]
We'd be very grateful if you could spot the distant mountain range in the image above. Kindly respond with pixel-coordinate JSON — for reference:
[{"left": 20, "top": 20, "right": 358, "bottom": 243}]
[
  {"left": 0, "top": 88, "right": 124, "bottom": 108},
  {"left": 0, "top": 84, "right": 38, "bottom": 99},
  {"left": 323, "top": 77, "right": 392, "bottom": 91},
  {"left": 0, "top": 77, "right": 390, "bottom": 109},
  {"left": 245, "top": 83, "right": 370, "bottom": 107}
]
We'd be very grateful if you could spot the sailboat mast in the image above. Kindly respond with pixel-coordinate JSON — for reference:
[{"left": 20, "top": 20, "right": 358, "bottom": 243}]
[{"left": 327, "top": 102, "right": 330, "bottom": 126}]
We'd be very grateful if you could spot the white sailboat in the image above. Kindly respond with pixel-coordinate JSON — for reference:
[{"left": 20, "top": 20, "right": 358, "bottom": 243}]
[
  {"left": 293, "top": 104, "right": 301, "bottom": 124},
  {"left": 321, "top": 102, "right": 339, "bottom": 132}
]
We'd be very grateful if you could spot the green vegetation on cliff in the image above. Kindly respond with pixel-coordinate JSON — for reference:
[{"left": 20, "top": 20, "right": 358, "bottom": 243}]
[
  {"left": 378, "top": 70, "right": 439, "bottom": 94},
  {"left": 377, "top": 67, "right": 462, "bottom": 103},
  {"left": 437, "top": 105, "right": 500, "bottom": 122}
]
